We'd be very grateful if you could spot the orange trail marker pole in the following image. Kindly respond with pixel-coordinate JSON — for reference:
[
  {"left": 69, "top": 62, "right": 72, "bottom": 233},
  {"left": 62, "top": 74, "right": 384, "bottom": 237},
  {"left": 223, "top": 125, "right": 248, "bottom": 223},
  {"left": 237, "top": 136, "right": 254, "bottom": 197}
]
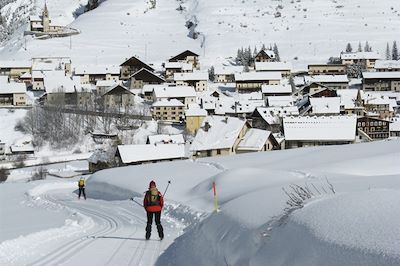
[{"left": 213, "top": 181, "right": 219, "bottom": 212}]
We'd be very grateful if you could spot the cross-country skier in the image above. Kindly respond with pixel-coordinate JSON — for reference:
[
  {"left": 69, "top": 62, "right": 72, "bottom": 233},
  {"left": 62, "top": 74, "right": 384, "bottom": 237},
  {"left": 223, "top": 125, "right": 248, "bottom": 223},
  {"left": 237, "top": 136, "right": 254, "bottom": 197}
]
[
  {"left": 143, "top": 180, "right": 164, "bottom": 240},
  {"left": 78, "top": 177, "right": 86, "bottom": 200}
]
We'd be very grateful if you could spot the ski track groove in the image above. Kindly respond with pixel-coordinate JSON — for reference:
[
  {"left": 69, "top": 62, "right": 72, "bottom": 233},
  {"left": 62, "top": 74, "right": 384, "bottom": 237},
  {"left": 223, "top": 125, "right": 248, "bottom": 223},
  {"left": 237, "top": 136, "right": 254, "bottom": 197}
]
[
  {"left": 28, "top": 193, "right": 119, "bottom": 266},
  {"left": 25, "top": 188, "right": 166, "bottom": 266}
]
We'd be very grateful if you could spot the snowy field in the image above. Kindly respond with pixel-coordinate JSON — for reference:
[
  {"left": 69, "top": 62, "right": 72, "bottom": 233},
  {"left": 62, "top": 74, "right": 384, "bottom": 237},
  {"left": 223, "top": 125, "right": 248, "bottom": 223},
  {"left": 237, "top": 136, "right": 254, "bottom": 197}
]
[
  {"left": 0, "top": 0, "right": 399, "bottom": 68},
  {"left": 0, "top": 140, "right": 399, "bottom": 265}
]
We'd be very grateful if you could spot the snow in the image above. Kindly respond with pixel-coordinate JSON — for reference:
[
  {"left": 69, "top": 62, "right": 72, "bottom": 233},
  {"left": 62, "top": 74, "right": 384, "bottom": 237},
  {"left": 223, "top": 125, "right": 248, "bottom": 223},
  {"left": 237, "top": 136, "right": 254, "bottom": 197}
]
[
  {"left": 267, "top": 95, "right": 295, "bottom": 107},
  {"left": 304, "top": 74, "right": 349, "bottom": 83},
  {"left": 0, "top": 60, "right": 31, "bottom": 68},
  {"left": 190, "top": 115, "right": 246, "bottom": 151},
  {"left": 261, "top": 84, "right": 292, "bottom": 94},
  {"left": 236, "top": 128, "right": 271, "bottom": 151},
  {"left": 362, "top": 71, "right": 400, "bottom": 79},
  {"left": 340, "top": 51, "right": 381, "bottom": 60},
  {"left": 310, "top": 97, "right": 341, "bottom": 114},
  {"left": 234, "top": 71, "right": 282, "bottom": 81},
  {"left": 74, "top": 65, "right": 120, "bottom": 75},
  {"left": 185, "top": 105, "right": 207, "bottom": 117},
  {"left": 147, "top": 134, "right": 185, "bottom": 145},
  {"left": 283, "top": 115, "right": 357, "bottom": 141},
  {"left": 255, "top": 61, "right": 292, "bottom": 71},
  {"left": 152, "top": 99, "right": 185, "bottom": 107},
  {"left": 117, "top": 143, "right": 186, "bottom": 164},
  {"left": 174, "top": 72, "right": 208, "bottom": 81},
  {"left": 374, "top": 60, "right": 400, "bottom": 70},
  {"left": 0, "top": 77, "right": 26, "bottom": 94},
  {"left": 153, "top": 85, "right": 196, "bottom": 98}
]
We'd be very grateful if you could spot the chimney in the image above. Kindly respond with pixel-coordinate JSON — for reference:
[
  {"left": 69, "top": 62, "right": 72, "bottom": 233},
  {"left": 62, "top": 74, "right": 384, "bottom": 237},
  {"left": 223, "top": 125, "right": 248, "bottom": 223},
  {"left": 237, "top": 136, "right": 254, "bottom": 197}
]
[{"left": 204, "top": 122, "right": 211, "bottom": 132}]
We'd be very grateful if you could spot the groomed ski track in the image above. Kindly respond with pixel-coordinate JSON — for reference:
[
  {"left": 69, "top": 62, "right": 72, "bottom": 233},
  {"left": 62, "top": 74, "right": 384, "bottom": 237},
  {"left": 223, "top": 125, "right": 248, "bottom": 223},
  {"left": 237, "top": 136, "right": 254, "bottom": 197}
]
[{"left": 23, "top": 185, "right": 176, "bottom": 266}]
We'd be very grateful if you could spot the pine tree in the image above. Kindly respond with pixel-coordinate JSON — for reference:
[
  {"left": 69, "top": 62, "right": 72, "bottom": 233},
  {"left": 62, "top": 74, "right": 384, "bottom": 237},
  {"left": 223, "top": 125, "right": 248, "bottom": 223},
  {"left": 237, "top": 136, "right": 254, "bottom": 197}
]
[
  {"left": 261, "top": 43, "right": 266, "bottom": 50},
  {"left": 392, "top": 41, "right": 398, "bottom": 60},
  {"left": 253, "top": 46, "right": 258, "bottom": 58},
  {"left": 345, "top": 43, "right": 352, "bottom": 52},
  {"left": 273, "top": 43, "right": 280, "bottom": 62},
  {"left": 364, "top": 41, "right": 371, "bottom": 52},
  {"left": 236, "top": 48, "right": 243, "bottom": 65},
  {"left": 357, "top": 42, "right": 362, "bottom": 52},
  {"left": 385, "top": 43, "right": 391, "bottom": 60}
]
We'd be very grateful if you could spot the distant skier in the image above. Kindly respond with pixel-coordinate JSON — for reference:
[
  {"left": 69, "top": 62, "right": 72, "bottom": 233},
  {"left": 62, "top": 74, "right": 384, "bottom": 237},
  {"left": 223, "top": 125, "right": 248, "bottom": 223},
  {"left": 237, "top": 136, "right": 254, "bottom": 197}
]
[
  {"left": 78, "top": 177, "right": 86, "bottom": 200},
  {"left": 143, "top": 180, "right": 164, "bottom": 240}
]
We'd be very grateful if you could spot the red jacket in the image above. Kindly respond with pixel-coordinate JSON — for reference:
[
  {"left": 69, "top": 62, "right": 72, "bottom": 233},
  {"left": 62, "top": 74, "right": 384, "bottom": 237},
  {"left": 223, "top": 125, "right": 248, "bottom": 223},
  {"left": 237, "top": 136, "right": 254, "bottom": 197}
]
[{"left": 143, "top": 189, "right": 164, "bottom": 212}]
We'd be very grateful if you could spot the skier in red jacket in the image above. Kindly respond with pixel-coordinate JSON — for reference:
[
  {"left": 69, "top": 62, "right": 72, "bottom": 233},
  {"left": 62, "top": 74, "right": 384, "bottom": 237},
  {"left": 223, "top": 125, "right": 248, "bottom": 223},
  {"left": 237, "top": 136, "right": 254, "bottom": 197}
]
[{"left": 143, "top": 180, "right": 164, "bottom": 240}]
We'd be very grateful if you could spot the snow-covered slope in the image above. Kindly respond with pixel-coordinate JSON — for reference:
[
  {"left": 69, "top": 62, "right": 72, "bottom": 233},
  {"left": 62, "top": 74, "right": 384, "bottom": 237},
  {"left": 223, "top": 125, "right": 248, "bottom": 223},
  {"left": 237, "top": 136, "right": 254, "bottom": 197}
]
[
  {"left": 1, "top": 0, "right": 399, "bottom": 67},
  {"left": 1, "top": 140, "right": 399, "bottom": 265}
]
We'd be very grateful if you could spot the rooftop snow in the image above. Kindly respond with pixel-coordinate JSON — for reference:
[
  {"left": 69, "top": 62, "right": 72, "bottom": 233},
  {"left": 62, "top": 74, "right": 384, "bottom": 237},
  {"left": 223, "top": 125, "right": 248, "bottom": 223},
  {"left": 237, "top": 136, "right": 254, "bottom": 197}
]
[
  {"left": 117, "top": 143, "right": 185, "bottom": 164},
  {"left": 153, "top": 86, "right": 196, "bottom": 98},
  {"left": 174, "top": 72, "right": 208, "bottom": 81},
  {"left": 374, "top": 60, "right": 400, "bottom": 69},
  {"left": 152, "top": 99, "right": 185, "bottom": 107},
  {"left": 283, "top": 115, "right": 357, "bottom": 141},
  {"left": 190, "top": 116, "right": 246, "bottom": 151},
  {"left": 310, "top": 97, "right": 341, "bottom": 114},
  {"left": 74, "top": 65, "right": 120, "bottom": 75},
  {"left": 147, "top": 134, "right": 185, "bottom": 145},
  {"left": 304, "top": 75, "right": 349, "bottom": 83},
  {"left": 255, "top": 62, "right": 292, "bottom": 71},
  {"left": 261, "top": 84, "right": 292, "bottom": 94},
  {"left": 0, "top": 60, "right": 31, "bottom": 68},
  {"left": 267, "top": 96, "right": 295, "bottom": 107},
  {"left": 234, "top": 72, "right": 282, "bottom": 81},
  {"left": 214, "top": 66, "right": 244, "bottom": 75},
  {"left": 362, "top": 71, "right": 400, "bottom": 79},
  {"left": 237, "top": 128, "right": 271, "bottom": 151},
  {"left": 0, "top": 77, "right": 26, "bottom": 94},
  {"left": 340, "top": 52, "right": 381, "bottom": 60}
]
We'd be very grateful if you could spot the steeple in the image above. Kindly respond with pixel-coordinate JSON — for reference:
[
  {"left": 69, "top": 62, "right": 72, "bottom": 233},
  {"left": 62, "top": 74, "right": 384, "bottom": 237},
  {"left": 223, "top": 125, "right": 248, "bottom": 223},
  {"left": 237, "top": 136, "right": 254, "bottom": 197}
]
[{"left": 43, "top": 2, "right": 49, "bottom": 18}]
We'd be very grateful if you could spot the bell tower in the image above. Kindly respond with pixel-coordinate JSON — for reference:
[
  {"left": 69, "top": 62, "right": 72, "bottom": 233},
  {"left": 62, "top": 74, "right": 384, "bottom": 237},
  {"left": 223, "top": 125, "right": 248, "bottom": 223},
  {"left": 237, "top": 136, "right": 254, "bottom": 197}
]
[{"left": 42, "top": 2, "right": 50, "bottom": 32}]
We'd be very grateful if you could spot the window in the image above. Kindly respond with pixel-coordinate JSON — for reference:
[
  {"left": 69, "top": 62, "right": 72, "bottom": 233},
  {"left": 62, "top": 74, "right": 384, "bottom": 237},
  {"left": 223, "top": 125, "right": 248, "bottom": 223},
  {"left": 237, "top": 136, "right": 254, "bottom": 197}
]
[
  {"left": 362, "top": 122, "right": 365, "bottom": 126},
  {"left": 378, "top": 121, "right": 382, "bottom": 126},
  {"left": 358, "top": 122, "right": 361, "bottom": 126},
  {"left": 217, "top": 149, "right": 221, "bottom": 155}
]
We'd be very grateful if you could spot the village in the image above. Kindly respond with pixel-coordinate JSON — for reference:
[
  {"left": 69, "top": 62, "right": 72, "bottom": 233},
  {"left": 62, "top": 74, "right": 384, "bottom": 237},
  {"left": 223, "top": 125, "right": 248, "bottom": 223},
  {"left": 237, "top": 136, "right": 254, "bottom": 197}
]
[{"left": 1, "top": 38, "right": 400, "bottom": 173}]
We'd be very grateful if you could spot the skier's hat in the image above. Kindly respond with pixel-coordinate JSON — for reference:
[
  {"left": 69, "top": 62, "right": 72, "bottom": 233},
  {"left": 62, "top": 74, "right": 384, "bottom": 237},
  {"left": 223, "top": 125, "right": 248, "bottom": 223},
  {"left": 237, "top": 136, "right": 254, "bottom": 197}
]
[{"left": 149, "top": 180, "right": 156, "bottom": 188}]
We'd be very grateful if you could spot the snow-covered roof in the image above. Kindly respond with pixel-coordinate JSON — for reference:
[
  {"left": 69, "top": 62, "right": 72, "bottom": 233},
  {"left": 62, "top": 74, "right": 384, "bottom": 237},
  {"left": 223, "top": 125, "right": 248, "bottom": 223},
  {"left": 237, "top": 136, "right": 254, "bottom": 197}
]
[
  {"left": 117, "top": 144, "right": 186, "bottom": 164},
  {"left": 174, "top": 72, "right": 208, "bottom": 81},
  {"left": 165, "top": 62, "right": 193, "bottom": 71},
  {"left": 267, "top": 96, "right": 295, "bottom": 107},
  {"left": 148, "top": 134, "right": 185, "bottom": 145},
  {"left": 214, "top": 66, "right": 244, "bottom": 75},
  {"left": 255, "top": 106, "right": 299, "bottom": 124},
  {"left": 153, "top": 86, "right": 196, "bottom": 98},
  {"left": 190, "top": 116, "right": 247, "bottom": 151},
  {"left": 340, "top": 52, "right": 381, "bottom": 60},
  {"left": 237, "top": 128, "right": 272, "bottom": 151},
  {"left": 374, "top": 60, "right": 400, "bottom": 70},
  {"left": 142, "top": 84, "right": 172, "bottom": 93},
  {"left": 152, "top": 99, "right": 185, "bottom": 107},
  {"left": 29, "top": 15, "right": 42, "bottom": 21},
  {"left": 390, "top": 119, "right": 400, "bottom": 132},
  {"left": 261, "top": 84, "right": 292, "bottom": 94},
  {"left": 234, "top": 72, "right": 282, "bottom": 81},
  {"left": 337, "top": 89, "right": 359, "bottom": 109},
  {"left": 75, "top": 65, "right": 120, "bottom": 75},
  {"left": 283, "top": 115, "right": 357, "bottom": 141},
  {"left": 362, "top": 72, "right": 400, "bottom": 79},
  {"left": 255, "top": 62, "right": 292, "bottom": 71},
  {"left": 214, "top": 97, "right": 264, "bottom": 115},
  {"left": 185, "top": 106, "right": 208, "bottom": 116},
  {"left": 10, "top": 143, "right": 34, "bottom": 153},
  {"left": 304, "top": 75, "right": 349, "bottom": 84},
  {"left": 0, "top": 60, "right": 31, "bottom": 68},
  {"left": 96, "top": 80, "right": 119, "bottom": 87},
  {"left": 0, "top": 76, "right": 26, "bottom": 94},
  {"left": 310, "top": 97, "right": 341, "bottom": 114},
  {"left": 20, "top": 72, "right": 32, "bottom": 79},
  {"left": 43, "top": 71, "right": 82, "bottom": 93}
]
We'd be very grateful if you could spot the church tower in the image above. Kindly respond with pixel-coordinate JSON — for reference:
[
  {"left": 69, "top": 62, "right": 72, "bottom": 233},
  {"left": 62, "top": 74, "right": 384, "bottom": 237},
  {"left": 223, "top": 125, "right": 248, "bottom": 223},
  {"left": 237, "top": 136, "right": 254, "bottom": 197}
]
[{"left": 42, "top": 2, "right": 50, "bottom": 32}]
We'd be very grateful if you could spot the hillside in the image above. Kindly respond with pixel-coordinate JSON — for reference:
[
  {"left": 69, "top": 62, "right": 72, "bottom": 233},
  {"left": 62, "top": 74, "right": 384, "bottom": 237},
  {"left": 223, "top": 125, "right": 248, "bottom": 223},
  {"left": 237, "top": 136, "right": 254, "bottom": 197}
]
[{"left": 0, "top": 0, "right": 399, "bottom": 68}]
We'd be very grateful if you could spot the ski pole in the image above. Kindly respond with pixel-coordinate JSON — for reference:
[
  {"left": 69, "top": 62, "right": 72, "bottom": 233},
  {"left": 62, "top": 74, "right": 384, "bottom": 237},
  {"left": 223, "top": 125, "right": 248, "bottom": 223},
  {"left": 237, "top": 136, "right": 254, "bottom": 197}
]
[
  {"left": 130, "top": 197, "right": 143, "bottom": 207},
  {"left": 163, "top": 180, "right": 171, "bottom": 197}
]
